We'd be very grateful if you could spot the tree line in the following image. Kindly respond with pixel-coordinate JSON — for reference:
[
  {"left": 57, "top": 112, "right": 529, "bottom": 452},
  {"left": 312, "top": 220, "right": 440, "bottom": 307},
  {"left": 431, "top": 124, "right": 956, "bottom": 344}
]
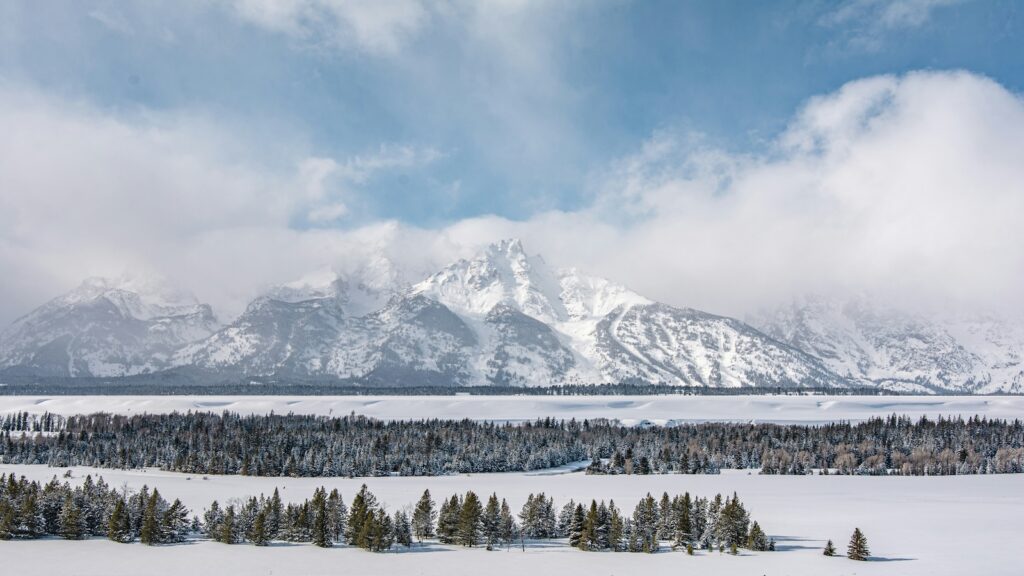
[
  {"left": 2, "top": 412, "right": 1022, "bottom": 476},
  {"left": 1, "top": 472, "right": 774, "bottom": 556}
]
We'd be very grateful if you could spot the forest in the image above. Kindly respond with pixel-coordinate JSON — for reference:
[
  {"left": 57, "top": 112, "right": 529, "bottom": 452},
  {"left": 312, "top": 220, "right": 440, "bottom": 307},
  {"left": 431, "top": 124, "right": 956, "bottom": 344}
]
[{"left": 3, "top": 410, "right": 1023, "bottom": 476}]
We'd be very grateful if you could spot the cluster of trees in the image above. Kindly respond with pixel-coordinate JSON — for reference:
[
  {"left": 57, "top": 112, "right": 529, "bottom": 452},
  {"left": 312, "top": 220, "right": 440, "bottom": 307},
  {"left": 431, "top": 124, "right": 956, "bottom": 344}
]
[
  {"left": 823, "top": 528, "right": 870, "bottom": 561},
  {"left": 201, "top": 485, "right": 771, "bottom": 555},
  {"left": 4, "top": 412, "right": 1020, "bottom": 477},
  {"left": 201, "top": 485, "right": 411, "bottom": 552},
  {"left": 2, "top": 472, "right": 774, "bottom": 556},
  {"left": 1, "top": 411, "right": 64, "bottom": 433},
  {"left": 0, "top": 473, "right": 189, "bottom": 543}
]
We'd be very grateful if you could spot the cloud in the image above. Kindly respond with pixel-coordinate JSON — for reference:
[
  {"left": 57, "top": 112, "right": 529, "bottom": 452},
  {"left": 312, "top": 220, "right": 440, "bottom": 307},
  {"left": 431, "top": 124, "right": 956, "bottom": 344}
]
[
  {"left": 0, "top": 85, "right": 438, "bottom": 323},
  {"left": 227, "top": 0, "right": 430, "bottom": 55},
  {"left": 821, "top": 0, "right": 965, "bottom": 52},
  {"left": 431, "top": 70, "right": 1024, "bottom": 318},
  {"left": 2, "top": 70, "right": 1023, "bottom": 327}
]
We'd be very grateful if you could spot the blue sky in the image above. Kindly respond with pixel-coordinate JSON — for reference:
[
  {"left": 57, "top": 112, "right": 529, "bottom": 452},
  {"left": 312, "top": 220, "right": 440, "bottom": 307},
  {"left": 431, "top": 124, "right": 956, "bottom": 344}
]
[
  {"left": 2, "top": 1, "right": 1024, "bottom": 321},
  {"left": 4, "top": 0, "right": 1021, "bottom": 226}
]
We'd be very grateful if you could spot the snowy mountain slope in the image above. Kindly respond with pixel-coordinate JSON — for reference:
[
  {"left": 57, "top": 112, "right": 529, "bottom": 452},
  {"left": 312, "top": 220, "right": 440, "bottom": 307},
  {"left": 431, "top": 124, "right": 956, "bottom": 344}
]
[
  {"left": 406, "top": 239, "right": 837, "bottom": 388},
  {"left": 751, "top": 295, "right": 1024, "bottom": 393},
  {"left": 11, "top": 241, "right": 1018, "bottom": 391},
  {"left": 0, "top": 276, "right": 218, "bottom": 377}
]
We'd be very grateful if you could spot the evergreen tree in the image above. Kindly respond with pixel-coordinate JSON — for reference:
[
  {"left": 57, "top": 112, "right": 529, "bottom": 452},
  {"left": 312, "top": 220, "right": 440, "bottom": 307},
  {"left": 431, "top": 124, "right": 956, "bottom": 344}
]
[
  {"left": 346, "top": 485, "right": 376, "bottom": 546},
  {"left": 580, "top": 500, "right": 598, "bottom": 550},
  {"left": 672, "top": 493, "right": 692, "bottom": 549},
  {"left": 252, "top": 509, "right": 270, "bottom": 546},
  {"left": 107, "top": 497, "right": 132, "bottom": 543},
  {"left": 823, "top": 539, "right": 837, "bottom": 556},
  {"left": 556, "top": 499, "right": 575, "bottom": 538},
  {"left": 607, "top": 500, "right": 624, "bottom": 552},
  {"left": 219, "top": 506, "right": 237, "bottom": 544},
  {"left": 437, "top": 495, "right": 461, "bottom": 544},
  {"left": 58, "top": 494, "right": 83, "bottom": 540},
  {"left": 327, "top": 489, "right": 347, "bottom": 543},
  {"left": 499, "top": 499, "right": 517, "bottom": 549},
  {"left": 482, "top": 493, "right": 501, "bottom": 550},
  {"left": 568, "top": 503, "right": 585, "bottom": 548},
  {"left": 393, "top": 510, "right": 413, "bottom": 548},
  {"left": 140, "top": 489, "right": 161, "bottom": 545},
  {"left": 267, "top": 489, "right": 283, "bottom": 540},
  {"left": 747, "top": 520, "right": 769, "bottom": 551},
  {"left": 161, "top": 499, "right": 190, "bottom": 543},
  {"left": 311, "top": 487, "right": 331, "bottom": 548},
  {"left": 847, "top": 528, "right": 870, "bottom": 561},
  {"left": 595, "top": 501, "right": 610, "bottom": 550},
  {"left": 631, "top": 494, "right": 660, "bottom": 553},
  {"left": 458, "top": 491, "right": 483, "bottom": 547},
  {"left": 412, "top": 489, "right": 436, "bottom": 542}
]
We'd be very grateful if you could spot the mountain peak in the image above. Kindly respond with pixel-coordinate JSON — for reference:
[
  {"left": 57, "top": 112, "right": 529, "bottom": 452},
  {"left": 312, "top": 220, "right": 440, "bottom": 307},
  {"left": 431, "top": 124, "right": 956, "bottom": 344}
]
[{"left": 487, "top": 238, "right": 526, "bottom": 259}]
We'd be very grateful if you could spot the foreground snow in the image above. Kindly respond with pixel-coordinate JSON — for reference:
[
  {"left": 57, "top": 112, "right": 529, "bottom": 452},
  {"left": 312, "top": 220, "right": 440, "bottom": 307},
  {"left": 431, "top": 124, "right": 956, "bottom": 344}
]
[
  {"left": 1, "top": 464, "right": 1021, "bottom": 575},
  {"left": 2, "top": 394, "right": 1023, "bottom": 425}
]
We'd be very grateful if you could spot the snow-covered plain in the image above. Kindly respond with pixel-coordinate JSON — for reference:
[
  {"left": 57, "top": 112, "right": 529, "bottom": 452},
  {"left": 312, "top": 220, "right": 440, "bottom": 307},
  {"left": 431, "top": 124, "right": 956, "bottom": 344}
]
[
  {"left": 2, "top": 394, "right": 1023, "bottom": 424},
  {"left": 1, "top": 463, "right": 1021, "bottom": 575}
]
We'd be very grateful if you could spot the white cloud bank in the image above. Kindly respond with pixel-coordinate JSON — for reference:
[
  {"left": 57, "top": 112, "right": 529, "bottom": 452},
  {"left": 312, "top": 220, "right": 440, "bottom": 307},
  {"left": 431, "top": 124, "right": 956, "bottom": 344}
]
[{"left": 1, "top": 69, "right": 1023, "bottom": 325}]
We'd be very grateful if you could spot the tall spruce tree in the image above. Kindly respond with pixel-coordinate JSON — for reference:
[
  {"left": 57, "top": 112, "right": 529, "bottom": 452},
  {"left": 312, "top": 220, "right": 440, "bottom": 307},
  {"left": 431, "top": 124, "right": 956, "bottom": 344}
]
[
  {"left": 107, "top": 497, "right": 132, "bottom": 543},
  {"left": 58, "top": 494, "right": 83, "bottom": 540},
  {"left": 847, "top": 528, "right": 870, "bottom": 561},
  {"left": 252, "top": 509, "right": 270, "bottom": 546},
  {"left": 458, "top": 491, "right": 483, "bottom": 547},
  {"left": 393, "top": 510, "right": 413, "bottom": 548},
  {"left": 412, "top": 489, "right": 436, "bottom": 542},
  {"left": 311, "top": 487, "right": 331, "bottom": 548},
  {"left": 482, "top": 493, "right": 501, "bottom": 550}
]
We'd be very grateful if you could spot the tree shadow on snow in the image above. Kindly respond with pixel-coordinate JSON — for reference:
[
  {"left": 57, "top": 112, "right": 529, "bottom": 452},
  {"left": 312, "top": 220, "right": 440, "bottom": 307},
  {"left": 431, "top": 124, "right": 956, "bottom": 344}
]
[{"left": 869, "top": 556, "right": 916, "bottom": 562}]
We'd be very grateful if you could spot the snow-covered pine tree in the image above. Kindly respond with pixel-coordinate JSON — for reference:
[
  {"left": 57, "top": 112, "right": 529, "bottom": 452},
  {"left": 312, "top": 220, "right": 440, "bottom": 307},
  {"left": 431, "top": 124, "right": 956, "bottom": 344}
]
[
  {"left": 58, "top": 494, "right": 83, "bottom": 540},
  {"left": 107, "top": 497, "right": 132, "bottom": 543},
  {"left": 499, "top": 498, "right": 517, "bottom": 549},
  {"left": 482, "top": 493, "right": 501, "bottom": 550},
  {"left": 412, "top": 489, "right": 436, "bottom": 542},
  {"left": 393, "top": 510, "right": 413, "bottom": 548},
  {"left": 631, "top": 494, "right": 660, "bottom": 553},
  {"left": 311, "top": 487, "right": 331, "bottom": 548},
  {"left": 556, "top": 499, "right": 575, "bottom": 538},
  {"left": 252, "top": 509, "right": 270, "bottom": 546},
  {"left": 161, "top": 499, "right": 190, "bottom": 543},
  {"left": 747, "top": 521, "right": 769, "bottom": 551},
  {"left": 438, "top": 494, "right": 461, "bottom": 544},
  {"left": 568, "top": 503, "right": 585, "bottom": 548},
  {"left": 607, "top": 500, "right": 624, "bottom": 552},
  {"left": 327, "top": 489, "right": 347, "bottom": 543},
  {"left": 823, "top": 539, "right": 837, "bottom": 556}
]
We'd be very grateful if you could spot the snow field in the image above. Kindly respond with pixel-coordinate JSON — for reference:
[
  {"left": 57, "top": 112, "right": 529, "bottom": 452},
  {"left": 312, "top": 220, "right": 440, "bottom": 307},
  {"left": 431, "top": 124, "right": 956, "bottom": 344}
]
[
  {"left": 1, "top": 464, "right": 1021, "bottom": 575},
  {"left": 2, "top": 394, "right": 1024, "bottom": 424}
]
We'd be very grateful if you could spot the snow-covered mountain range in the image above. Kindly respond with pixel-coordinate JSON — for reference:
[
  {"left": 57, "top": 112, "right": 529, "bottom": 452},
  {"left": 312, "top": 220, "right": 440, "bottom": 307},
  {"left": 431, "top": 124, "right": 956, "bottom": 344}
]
[
  {"left": 750, "top": 295, "right": 1024, "bottom": 394},
  {"left": 2, "top": 240, "right": 1021, "bottom": 392}
]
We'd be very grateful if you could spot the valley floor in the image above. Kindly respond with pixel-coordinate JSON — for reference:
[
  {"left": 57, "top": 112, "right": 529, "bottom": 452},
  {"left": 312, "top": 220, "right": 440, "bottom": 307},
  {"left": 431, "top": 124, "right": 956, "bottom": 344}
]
[
  {"left": 1, "top": 464, "right": 1021, "bottom": 575},
  {"left": 3, "top": 393, "right": 1024, "bottom": 424}
]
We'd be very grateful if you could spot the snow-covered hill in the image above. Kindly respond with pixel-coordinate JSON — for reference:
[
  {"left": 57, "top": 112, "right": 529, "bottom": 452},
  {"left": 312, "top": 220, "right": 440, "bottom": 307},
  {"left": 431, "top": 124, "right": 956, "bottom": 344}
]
[
  {"left": 0, "top": 276, "right": 218, "bottom": 377},
  {"left": 750, "top": 295, "right": 1024, "bottom": 393}
]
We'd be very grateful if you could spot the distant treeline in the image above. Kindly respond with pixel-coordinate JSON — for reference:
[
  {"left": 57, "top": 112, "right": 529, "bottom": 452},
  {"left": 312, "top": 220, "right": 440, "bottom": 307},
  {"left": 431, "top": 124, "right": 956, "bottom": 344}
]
[
  {"left": 3, "top": 411, "right": 1023, "bottom": 476},
  {"left": 0, "top": 472, "right": 770, "bottom": 555},
  {"left": 0, "top": 373, "right": 897, "bottom": 396}
]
